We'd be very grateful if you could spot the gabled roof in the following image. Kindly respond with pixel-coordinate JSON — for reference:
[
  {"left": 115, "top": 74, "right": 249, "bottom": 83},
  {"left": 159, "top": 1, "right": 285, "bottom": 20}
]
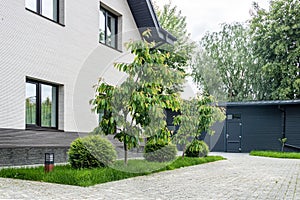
[
  {"left": 127, "top": 0, "right": 177, "bottom": 45},
  {"left": 219, "top": 100, "right": 300, "bottom": 107}
]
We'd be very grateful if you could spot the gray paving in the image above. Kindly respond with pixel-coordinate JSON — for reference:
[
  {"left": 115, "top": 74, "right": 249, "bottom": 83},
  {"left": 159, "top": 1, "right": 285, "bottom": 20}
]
[{"left": 0, "top": 153, "right": 299, "bottom": 200}]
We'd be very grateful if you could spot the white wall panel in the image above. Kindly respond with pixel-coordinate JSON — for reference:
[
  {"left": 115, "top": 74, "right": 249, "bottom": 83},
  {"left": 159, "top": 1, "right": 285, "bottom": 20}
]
[{"left": 0, "top": 0, "right": 141, "bottom": 132}]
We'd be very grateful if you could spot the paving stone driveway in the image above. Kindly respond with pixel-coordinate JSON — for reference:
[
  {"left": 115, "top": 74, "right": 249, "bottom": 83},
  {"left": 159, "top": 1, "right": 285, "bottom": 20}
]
[{"left": 0, "top": 153, "right": 299, "bottom": 200}]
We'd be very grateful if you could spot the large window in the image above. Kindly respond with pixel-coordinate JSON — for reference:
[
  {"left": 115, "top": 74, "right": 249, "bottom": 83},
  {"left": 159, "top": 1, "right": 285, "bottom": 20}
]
[
  {"left": 26, "top": 80, "right": 58, "bottom": 129},
  {"left": 25, "top": 0, "right": 59, "bottom": 23},
  {"left": 99, "top": 7, "right": 118, "bottom": 49}
]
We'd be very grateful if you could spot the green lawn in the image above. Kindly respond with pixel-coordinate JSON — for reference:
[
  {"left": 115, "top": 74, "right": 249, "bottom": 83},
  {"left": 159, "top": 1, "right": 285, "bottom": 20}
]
[
  {"left": 0, "top": 156, "right": 224, "bottom": 187},
  {"left": 250, "top": 150, "right": 300, "bottom": 159}
]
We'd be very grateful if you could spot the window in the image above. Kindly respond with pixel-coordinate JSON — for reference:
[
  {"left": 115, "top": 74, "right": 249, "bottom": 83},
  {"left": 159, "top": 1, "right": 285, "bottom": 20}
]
[
  {"left": 26, "top": 79, "right": 58, "bottom": 129},
  {"left": 25, "top": 0, "right": 60, "bottom": 23},
  {"left": 99, "top": 7, "right": 118, "bottom": 49},
  {"left": 227, "top": 114, "right": 241, "bottom": 120}
]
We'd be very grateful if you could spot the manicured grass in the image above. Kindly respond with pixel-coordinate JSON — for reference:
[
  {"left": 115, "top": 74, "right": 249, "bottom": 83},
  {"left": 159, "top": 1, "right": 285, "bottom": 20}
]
[
  {"left": 250, "top": 150, "right": 300, "bottom": 159},
  {"left": 0, "top": 156, "right": 223, "bottom": 187}
]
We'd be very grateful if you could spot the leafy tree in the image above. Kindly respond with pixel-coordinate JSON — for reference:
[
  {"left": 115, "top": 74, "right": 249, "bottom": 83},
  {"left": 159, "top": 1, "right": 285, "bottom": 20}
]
[
  {"left": 191, "top": 50, "right": 226, "bottom": 101},
  {"left": 192, "top": 23, "right": 259, "bottom": 102},
  {"left": 91, "top": 82, "right": 116, "bottom": 135},
  {"left": 154, "top": 0, "right": 197, "bottom": 72},
  {"left": 91, "top": 31, "right": 184, "bottom": 164},
  {"left": 173, "top": 93, "right": 225, "bottom": 158},
  {"left": 250, "top": 0, "right": 300, "bottom": 100}
]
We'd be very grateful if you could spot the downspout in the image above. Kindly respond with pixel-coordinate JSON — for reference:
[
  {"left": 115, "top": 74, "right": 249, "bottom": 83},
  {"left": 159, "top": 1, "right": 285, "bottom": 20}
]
[
  {"left": 278, "top": 105, "right": 286, "bottom": 139},
  {"left": 278, "top": 105, "right": 300, "bottom": 151}
]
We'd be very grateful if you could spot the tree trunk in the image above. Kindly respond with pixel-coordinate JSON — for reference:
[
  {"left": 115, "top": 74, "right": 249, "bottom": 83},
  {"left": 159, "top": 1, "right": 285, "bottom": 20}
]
[
  {"left": 124, "top": 139, "right": 128, "bottom": 165},
  {"left": 182, "top": 144, "right": 186, "bottom": 159}
]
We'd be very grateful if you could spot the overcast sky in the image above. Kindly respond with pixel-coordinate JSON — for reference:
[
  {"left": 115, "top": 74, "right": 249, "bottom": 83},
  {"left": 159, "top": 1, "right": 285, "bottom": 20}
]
[{"left": 154, "top": 0, "right": 270, "bottom": 41}]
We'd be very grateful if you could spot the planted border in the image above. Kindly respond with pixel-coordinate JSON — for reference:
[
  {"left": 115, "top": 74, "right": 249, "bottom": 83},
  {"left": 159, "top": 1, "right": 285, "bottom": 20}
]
[
  {"left": 250, "top": 151, "right": 300, "bottom": 159},
  {"left": 0, "top": 156, "right": 224, "bottom": 187}
]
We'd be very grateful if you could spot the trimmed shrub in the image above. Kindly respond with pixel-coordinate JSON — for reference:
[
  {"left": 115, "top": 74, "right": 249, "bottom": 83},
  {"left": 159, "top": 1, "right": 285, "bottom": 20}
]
[
  {"left": 144, "top": 140, "right": 177, "bottom": 162},
  {"left": 68, "top": 135, "right": 117, "bottom": 169},
  {"left": 185, "top": 140, "right": 209, "bottom": 157}
]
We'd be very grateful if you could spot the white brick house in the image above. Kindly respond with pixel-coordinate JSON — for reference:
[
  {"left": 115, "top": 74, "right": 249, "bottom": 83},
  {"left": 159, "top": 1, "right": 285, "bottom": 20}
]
[{"left": 0, "top": 0, "right": 175, "bottom": 133}]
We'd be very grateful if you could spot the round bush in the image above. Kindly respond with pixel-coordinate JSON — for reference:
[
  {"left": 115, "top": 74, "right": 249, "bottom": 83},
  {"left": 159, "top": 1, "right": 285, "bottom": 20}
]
[
  {"left": 68, "top": 135, "right": 117, "bottom": 169},
  {"left": 144, "top": 141, "right": 177, "bottom": 162},
  {"left": 185, "top": 140, "right": 209, "bottom": 157}
]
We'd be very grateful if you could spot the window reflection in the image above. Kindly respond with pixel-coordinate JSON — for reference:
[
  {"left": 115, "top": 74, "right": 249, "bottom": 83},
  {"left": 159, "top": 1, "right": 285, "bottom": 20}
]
[
  {"left": 41, "top": 84, "right": 57, "bottom": 127},
  {"left": 41, "top": 0, "right": 58, "bottom": 22},
  {"left": 99, "top": 8, "right": 117, "bottom": 48},
  {"left": 25, "top": 0, "right": 58, "bottom": 22},
  {"left": 99, "top": 8, "right": 106, "bottom": 44},
  {"left": 25, "top": 80, "right": 58, "bottom": 129},
  {"left": 25, "top": 0, "right": 37, "bottom": 12},
  {"left": 26, "top": 83, "right": 37, "bottom": 125}
]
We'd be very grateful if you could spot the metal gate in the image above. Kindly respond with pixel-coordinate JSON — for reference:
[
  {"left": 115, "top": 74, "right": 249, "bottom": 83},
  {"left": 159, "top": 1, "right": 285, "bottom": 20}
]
[{"left": 226, "top": 114, "right": 242, "bottom": 152}]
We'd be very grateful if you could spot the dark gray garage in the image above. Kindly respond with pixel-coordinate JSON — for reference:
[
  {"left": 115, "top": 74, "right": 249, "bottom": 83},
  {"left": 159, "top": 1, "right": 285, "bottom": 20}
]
[{"left": 205, "top": 100, "right": 300, "bottom": 152}]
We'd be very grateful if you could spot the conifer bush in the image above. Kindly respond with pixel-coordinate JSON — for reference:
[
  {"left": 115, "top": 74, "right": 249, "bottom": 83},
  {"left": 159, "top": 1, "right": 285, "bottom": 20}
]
[{"left": 68, "top": 135, "right": 117, "bottom": 169}]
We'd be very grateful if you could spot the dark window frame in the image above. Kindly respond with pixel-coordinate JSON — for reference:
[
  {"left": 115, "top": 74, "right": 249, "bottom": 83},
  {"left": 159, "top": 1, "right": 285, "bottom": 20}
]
[
  {"left": 26, "top": 79, "right": 59, "bottom": 130},
  {"left": 99, "top": 6, "right": 118, "bottom": 49},
  {"left": 25, "top": 0, "right": 63, "bottom": 26}
]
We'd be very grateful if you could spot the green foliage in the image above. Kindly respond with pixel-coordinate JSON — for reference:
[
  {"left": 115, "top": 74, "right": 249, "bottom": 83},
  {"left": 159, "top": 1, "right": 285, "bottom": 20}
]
[
  {"left": 0, "top": 156, "right": 224, "bottom": 187},
  {"left": 193, "top": 0, "right": 300, "bottom": 101},
  {"left": 185, "top": 140, "right": 209, "bottom": 157},
  {"left": 155, "top": 1, "right": 197, "bottom": 71},
  {"left": 146, "top": 127, "right": 172, "bottom": 144},
  {"left": 41, "top": 97, "right": 52, "bottom": 127},
  {"left": 91, "top": 31, "right": 184, "bottom": 164},
  {"left": 250, "top": 0, "right": 300, "bottom": 100},
  {"left": 26, "top": 97, "right": 55, "bottom": 126},
  {"left": 279, "top": 138, "right": 287, "bottom": 144},
  {"left": 143, "top": 140, "right": 177, "bottom": 162},
  {"left": 25, "top": 98, "right": 36, "bottom": 124},
  {"left": 250, "top": 150, "right": 300, "bottom": 159},
  {"left": 169, "top": 156, "right": 224, "bottom": 169},
  {"left": 191, "top": 50, "right": 226, "bottom": 101},
  {"left": 90, "top": 82, "right": 116, "bottom": 135},
  {"left": 278, "top": 137, "right": 287, "bottom": 152},
  {"left": 68, "top": 135, "right": 117, "bottom": 169},
  {"left": 193, "top": 23, "right": 259, "bottom": 101},
  {"left": 173, "top": 94, "right": 225, "bottom": 156}
]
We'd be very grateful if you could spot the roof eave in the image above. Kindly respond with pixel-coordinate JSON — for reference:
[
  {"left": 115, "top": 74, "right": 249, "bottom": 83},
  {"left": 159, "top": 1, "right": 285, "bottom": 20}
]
[
  {"left": 218, "top": 100, "right": 300, "bottom": 107},
  {"left": 127, "top": 0, "right": 177, "bottom": 46},
  {"left": 158, "top": 28, "right": 177, "bottom": 45}
]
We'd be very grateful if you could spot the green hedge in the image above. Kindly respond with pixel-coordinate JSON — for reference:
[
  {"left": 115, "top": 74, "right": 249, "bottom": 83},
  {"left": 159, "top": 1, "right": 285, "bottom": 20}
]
[
  {"left": 185, "top": 140, "right": 209, "bottom": 157},
  {"left": 144, "top": 140, "right": 177, "bottom": 162},
  {"left": 68, "top": 135, "right": 117, "bottom": 169}
]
